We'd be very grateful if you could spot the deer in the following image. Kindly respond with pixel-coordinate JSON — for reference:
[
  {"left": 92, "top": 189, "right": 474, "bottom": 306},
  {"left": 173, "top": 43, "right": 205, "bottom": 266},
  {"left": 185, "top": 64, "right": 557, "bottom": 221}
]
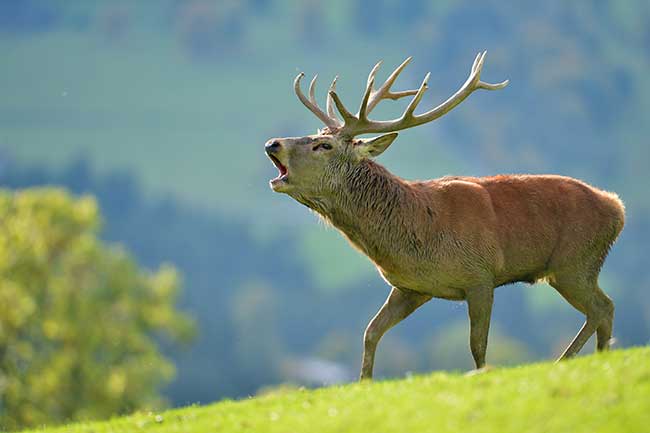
[{"left": 264, "top": 51, "right": 625, "bottom": 380}]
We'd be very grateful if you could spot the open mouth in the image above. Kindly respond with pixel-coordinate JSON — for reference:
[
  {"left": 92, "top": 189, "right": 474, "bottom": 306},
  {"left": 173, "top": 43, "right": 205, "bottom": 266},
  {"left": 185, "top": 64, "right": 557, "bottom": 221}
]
[{"left": 268, "top": 154, "right": 288, "bottom": 182}]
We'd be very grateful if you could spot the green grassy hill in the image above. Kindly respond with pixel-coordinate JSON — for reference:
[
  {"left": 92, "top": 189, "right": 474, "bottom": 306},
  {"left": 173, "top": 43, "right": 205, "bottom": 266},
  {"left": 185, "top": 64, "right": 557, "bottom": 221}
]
[{"left": 28, "top": 347, "right": 650, "bottom": 433}]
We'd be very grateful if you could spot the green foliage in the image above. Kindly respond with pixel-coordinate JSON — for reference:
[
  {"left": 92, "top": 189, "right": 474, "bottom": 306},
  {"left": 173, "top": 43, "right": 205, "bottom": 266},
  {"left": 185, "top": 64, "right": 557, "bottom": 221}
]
[
  {"left": 0, "top": 188, "right": 194, "bottom": 431},
  {"left": 24, "top": 347, "right": 650, "bottom": 433}
]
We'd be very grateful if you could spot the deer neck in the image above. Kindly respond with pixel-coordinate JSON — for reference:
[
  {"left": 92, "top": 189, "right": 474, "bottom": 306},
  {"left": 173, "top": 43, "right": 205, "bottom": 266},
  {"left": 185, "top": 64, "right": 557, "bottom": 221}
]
[{"left": 308, "top": 159, "right": 414, "bottom": 261}]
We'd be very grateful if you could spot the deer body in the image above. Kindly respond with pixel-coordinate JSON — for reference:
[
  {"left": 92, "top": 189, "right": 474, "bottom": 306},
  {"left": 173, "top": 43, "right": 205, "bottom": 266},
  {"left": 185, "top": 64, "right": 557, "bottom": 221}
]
[
  {"left": 265, "top": 53, "right": 624, "bottom": 379},
  {"left": 314, "top": 160, "right": 624, "bottom": 298}
]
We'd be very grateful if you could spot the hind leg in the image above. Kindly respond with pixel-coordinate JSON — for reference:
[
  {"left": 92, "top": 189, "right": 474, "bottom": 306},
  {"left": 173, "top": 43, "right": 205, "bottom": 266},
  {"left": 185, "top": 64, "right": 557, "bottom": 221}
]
[
  {"left": 596, "top": 293, "right": 614, "bottom": 351},
  {"left": 549, "top": 274, "right": 613, "bottom": 360},
  {"left": 558, "top": 316, "right": 597, "bottom": 360}
]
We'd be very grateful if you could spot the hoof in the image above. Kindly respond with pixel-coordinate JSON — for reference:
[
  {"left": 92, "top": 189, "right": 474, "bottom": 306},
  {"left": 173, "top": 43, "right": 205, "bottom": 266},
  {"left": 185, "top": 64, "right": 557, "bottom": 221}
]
[{"left": 465, "top": 365, "right": 493, "bottom": 376}]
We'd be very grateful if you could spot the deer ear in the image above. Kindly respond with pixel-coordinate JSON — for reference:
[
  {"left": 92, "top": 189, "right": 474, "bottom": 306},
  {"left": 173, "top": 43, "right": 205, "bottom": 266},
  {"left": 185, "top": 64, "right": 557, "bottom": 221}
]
[{"left": 354, "top": 133, "right": 398, "bottom": 158}]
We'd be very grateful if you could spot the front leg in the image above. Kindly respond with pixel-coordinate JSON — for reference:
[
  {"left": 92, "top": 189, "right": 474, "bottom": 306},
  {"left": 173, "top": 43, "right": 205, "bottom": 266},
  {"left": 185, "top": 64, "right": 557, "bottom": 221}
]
[
  {"left": 361, "top": 287, "right": 431, "bottom": 380},
  {"left": 466, "top": 286, "right": 494, "bottom": 369}
]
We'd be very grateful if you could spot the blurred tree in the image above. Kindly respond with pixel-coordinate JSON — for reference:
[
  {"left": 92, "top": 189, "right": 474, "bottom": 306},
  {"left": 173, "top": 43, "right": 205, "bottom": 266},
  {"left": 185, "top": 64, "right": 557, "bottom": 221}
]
[
  {"left": 0, "top": 188, "right": 193, "bottom": 431},
  {"left": 0, "top": 157, "right": 316, "bottom": 403},
  {"left": 97, "top": 4, "right": 131, "bottom": 44},
  {"left": 354, "top": 0, "right": 386, "bottom": 35},
  {"left": 231, "top": 281, "right": 284, "bottom": 390},
  {"left": 174, "top": 0, "right": 244, "bottom": 61},
  {"left": 0, "top": 1, "right": 60, "bottom": 34},
  {"left": 296, "top": 1, "right": 326, "bottom": 48}
]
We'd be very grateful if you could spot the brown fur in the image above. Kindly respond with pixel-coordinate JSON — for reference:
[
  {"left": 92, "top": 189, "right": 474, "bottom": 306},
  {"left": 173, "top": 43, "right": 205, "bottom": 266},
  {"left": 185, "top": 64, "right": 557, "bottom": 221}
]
[
  {"left": 314, "top": 160, "right": 624, "bottom": 301},
  {"left": 266, "top": 124, "right": 624, "bottom": 380}
]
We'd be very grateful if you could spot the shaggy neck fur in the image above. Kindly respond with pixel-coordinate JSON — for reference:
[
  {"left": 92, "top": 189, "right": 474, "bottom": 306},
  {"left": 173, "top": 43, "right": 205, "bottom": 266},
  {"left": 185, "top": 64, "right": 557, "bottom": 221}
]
[{"left": 296, "top": 158, "right": 436, "bottom": 269}]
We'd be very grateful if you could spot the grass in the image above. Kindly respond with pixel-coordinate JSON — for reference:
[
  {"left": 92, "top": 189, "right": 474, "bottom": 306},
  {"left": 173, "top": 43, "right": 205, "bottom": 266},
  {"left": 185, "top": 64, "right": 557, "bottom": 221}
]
[{"left": 27, "top": 346, "right": 650, "bottom": 433}]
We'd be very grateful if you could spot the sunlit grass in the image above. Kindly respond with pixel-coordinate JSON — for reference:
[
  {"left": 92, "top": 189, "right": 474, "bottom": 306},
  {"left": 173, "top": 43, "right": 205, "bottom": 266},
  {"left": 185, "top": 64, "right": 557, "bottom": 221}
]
[{"left": 28, "top": 346, "right": 650, "bottom": 433}]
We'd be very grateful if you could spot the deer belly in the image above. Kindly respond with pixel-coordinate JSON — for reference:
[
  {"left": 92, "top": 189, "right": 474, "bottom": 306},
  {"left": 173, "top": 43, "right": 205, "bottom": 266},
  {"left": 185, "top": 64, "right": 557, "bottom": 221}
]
[{"left": 377, "top": 267, "right": 467, "bottom": 300}]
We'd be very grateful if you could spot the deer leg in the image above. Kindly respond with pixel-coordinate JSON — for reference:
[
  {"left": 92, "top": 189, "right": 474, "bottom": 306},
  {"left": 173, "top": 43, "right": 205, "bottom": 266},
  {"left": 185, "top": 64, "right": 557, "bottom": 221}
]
[
  {"left": 360, "top": 287, "right": 431, "bottom": 381},
  {"left": 596, "top": 292, "right": 614, "bottom": 351},
  {"left": 559, "top": 288, "right": 613, "bottom": 358},
  {"left": 558, "top": 317, "right": 598, "bottom": 360},
  {"left": 466, "top": 286, "right": 494, "bottom": 369},
  {"left": 596, "top": 316, "right": 613, "bottom": 351},
  {"left": 550, "top": 275, "right": 612, "bottom": 360}
]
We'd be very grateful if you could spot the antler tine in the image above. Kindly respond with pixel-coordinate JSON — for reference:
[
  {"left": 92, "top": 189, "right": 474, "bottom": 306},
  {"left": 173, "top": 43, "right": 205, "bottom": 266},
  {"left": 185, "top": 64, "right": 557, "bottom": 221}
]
[
  {"left": 294, "top": 72, "right": 338, "bottom": 128},
  {"left": 367, "top": 60, "right": 383, "bottom": 86},
  {"left": 471, "top": 51, "right": 483, "bottom": 74},
  {"left": 326, "top": 76, "right": 342, "bottom": 125},
  {"left": 328, "top": 89, "right": 356, "bottom": 123},
  {"left": 403, "top": 72, "right": 430, "bottom": 118},
  {"left": 358, "top": 78, "right": 376, "bottom": 122},
  {"left": 478, "top": 79, "right": 509, "bottom": 90},
  {"left": 355, "top": 60, "right": 383, "bottom": 121},
  {"left": 308, "top": 74, "right": 319, "bottom": 105},
  {"left": 366, "top": 56, "right": 419, "bottom": 113},
  {"left": 383, "top": 56, "right": 413, "bottom": 89},
  {"left": 474, "top": 51, "right": 509, "bottom": 90}
]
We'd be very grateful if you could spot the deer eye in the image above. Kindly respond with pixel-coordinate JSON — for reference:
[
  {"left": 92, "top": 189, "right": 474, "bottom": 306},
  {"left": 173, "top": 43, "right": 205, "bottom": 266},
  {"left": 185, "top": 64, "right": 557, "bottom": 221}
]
[{"left": 312, "top": 142, "right": 332, "bottom": 151}]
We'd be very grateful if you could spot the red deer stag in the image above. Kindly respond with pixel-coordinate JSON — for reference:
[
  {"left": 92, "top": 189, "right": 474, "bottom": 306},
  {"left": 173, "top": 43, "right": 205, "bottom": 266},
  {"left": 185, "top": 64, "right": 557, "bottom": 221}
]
[{"left": 265, "top": 52, "right": 625, "bottom": 380}]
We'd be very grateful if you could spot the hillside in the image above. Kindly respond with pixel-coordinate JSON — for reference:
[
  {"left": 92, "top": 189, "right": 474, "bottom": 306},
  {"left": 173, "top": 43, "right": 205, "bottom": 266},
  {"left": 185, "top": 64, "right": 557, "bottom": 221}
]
[{"left": 27, "top": 347, "right": 650, "bottom": 433}]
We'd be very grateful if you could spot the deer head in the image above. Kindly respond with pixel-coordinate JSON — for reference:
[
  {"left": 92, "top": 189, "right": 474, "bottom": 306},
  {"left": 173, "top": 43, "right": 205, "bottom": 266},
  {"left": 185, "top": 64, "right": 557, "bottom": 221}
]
[{"left": 265, "top": 51, "right": 508, "bottom": 200}]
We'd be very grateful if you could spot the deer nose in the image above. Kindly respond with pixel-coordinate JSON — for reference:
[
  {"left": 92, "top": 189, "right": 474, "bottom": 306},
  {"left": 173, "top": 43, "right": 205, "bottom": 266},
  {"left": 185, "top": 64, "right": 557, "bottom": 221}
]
[{"left": 265, "top": 140, "right": 281, "bottom": 153}]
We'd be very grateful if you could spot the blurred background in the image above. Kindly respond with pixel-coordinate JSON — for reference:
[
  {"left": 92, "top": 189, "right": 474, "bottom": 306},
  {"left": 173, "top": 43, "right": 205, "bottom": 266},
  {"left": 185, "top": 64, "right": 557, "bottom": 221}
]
[{"left": 1, "top": 0, "right": 649, "bottom": 429}]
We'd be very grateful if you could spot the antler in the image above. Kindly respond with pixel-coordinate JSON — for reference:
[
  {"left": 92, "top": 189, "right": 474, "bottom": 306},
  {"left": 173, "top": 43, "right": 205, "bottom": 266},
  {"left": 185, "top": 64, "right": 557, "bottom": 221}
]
[
  {"left": 365, "top": 56, "right": 420, "bottom": 114},
  {"left": 294, "top": 73, "right": 342, "bottom": 129},
  {"left": 323, "top": 51, "right": 508, "bottom": 137}
]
